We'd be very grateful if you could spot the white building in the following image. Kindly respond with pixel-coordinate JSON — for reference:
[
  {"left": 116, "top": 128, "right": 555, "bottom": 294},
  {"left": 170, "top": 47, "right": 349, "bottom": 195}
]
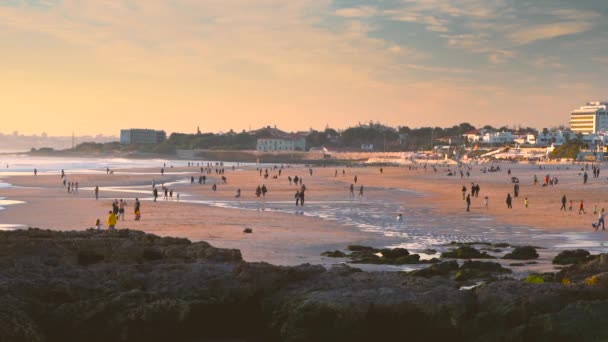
[
  {"left": 120, "top": 129, "right": 166, "bottom": 144},
  {"left": 570, "top": 101, "right": 608, "bottom": 134},
  {"left": 536, "top": 130, "right": 576, "bottom": 146},
  {"left": 482, "top": 131, "right": 514, "bottom": 144},
  {"left": 256, "top": 137, "right": 306, "bottom": 152}
]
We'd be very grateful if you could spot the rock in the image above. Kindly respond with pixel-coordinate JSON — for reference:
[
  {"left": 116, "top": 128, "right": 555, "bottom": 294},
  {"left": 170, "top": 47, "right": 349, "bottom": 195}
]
[
  {"left": 441, "top": 246, "right": 495, "bottom": 259},
  {"left": 409, "top": 261, "right": 459, "bottom": 277},
  {"left": 460, "top": 260, "right": 511, "bottom": 273},
  {"left": 553, "top": 249, "right": 591, "bottom": 265},
  {"left": 557, "top": 253, "right": 608, "bottom": 281},
  {"left": 346, "top": 245, "right": 379, "bottom": 253},
  {"left": 492, "top": 242, "right": 510, "bottom": 248},
  {"left": 421, "top": 249, "right": 437, "bottom": 255},
  {"left": 6, "top": 229, "right": 608, "bottom": 341},
  {"left": 380, "top": 248, "right": 409, "bottom": 259},
  {"left": 502, "top": 246, "right": 539, "bottom": 260},
  {"left": 320, "top": 250, "right": 347, "bottom": 258},
  {"left": 453, "top": 261, "right": 511, "bottom": 281},
  {"left": 243, "top": 228, "right": 253, "bottom": 233}
]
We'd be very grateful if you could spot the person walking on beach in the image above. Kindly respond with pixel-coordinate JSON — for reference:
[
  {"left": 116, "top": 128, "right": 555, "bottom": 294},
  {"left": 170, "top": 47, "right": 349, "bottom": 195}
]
[
  {"left": 295, "top": 190, "right": 300, "bottom": 206},
  {"left": 354, "top": 175, "right": 358, "bottom": 184},
  {"left": 134, "top": 198, "right": 140, "bottom": 220},
  {"left": 34, "top": 168, "right": 37, "bottom": 176},
  {"left": 299, "top": 189, "right": 305, "bottom": 206},
  {"left": 235, "top": 188, "right": 241, "bottom": 198},
  {"left": 506, "top": 193, "right": 512, "bottom": 209},
  {"left": 118, "top": 199, "right": 126, "bottom": 221},
  {"left": 107, "top": 210, "right": 117, "bottom": 230},
  {"left": 560, "top": 195, "right": 567, "bottom": 211},
  {"left": 484, "top": 195, "right": 489, "bottom": 209},
  {"left": 579, "top": 200, "right": 586, "bottom": 214},
  {"left": 359, "top": 185, "right": 364, "bottom": 198},
  {"left": 466, "top": 194, "right": 471, "bottom": 212},
  {"left": 461, "top": 185, "right": 467, "bottom": 200},
  {"left": 583, "top": 172, "right": 588, "bottom": 184},
  {"left": 569, "top": 200, "right": 573, "bottom": 212},
  {"left": 255, "top": 186, "right": 262, "bottom": 198},
  {"left": 349, "top": 184, "right": 355, "bottom": 197},
  {"left": 95, "top": 218, "right": 101, "bottom": 231},
  {"left": 153, "top": 187, "right": 158, "bottom": 202},
  {"left": 261, "top": 184, "right": 267, "bottom": 197},
  {"left": 94, "top": 186, "right": 99, "bottom": 200},
  {"left": 513, "top": 184, "right": 519, "bottom": 198},
  {"left": 597, "top": 209, "right": 606, "bottom": 230},
  {"left": 524, "top": 197, "right": 529, "bottom": 208}
]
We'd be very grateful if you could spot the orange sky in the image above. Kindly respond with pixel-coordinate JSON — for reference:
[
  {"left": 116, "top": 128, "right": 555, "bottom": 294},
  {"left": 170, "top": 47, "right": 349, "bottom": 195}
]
[{"left": 1, "top": 1, "right": 606, "bottom": 136}]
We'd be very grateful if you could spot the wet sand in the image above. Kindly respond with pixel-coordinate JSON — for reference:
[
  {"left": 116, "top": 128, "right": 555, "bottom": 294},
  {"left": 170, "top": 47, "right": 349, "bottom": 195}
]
[{"left": 1, "top": 160, "right": 608, "bottom": 270}]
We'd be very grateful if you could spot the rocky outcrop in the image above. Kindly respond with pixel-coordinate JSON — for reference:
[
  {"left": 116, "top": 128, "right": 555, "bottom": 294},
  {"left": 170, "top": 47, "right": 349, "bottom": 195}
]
[
  {"left": 4, "top": 228, "right": 608, "bottom": 341},
  {"left": 553, "top": 249, "right": 592, "bottom": 265},
  {"left": 502, "top": 246, "right": 539, "bottom": 260},
  {"left": 441, "top": 245, "right": 495, "bottom": 259}
]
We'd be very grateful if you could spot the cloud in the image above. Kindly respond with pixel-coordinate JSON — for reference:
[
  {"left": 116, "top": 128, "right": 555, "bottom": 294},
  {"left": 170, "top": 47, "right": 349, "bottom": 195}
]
[
  {"left": 335, "top": 6, "right": 377, "bottom": 18},
  {"left": 488, "top": 50, "right": 515, "bottom": 64},
  {"left": 508, "top": 21, "right": 593, "bottom": 45},
  {"left": 532, "top": 57, "right": 564, "bottom": 69}
]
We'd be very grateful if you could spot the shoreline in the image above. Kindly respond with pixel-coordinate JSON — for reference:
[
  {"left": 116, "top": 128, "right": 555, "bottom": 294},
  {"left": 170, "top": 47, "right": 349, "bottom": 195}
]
[{"left": 1, "top": 157, "right": 608, "bottom": 273}]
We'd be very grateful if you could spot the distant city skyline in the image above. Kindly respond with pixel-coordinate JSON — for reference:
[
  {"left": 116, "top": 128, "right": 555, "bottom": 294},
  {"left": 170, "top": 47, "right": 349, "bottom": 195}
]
[{"left": 1, "top": 1, "right": 607, "bottom": 136}]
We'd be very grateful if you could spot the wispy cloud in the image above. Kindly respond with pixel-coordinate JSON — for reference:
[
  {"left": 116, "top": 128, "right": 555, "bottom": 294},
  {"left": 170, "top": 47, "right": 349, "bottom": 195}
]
[
  {"left": 335, "top": 6, "right": 377, "bottom": 18},
  {"left": 508, "top": 22, "right": 593, "bottom": 45}
]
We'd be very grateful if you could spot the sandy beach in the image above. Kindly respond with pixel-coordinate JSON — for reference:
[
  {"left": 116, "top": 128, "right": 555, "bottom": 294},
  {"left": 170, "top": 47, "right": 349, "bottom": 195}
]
[{"left": 1, "top": 157, "right": 608, "bottom": 271}]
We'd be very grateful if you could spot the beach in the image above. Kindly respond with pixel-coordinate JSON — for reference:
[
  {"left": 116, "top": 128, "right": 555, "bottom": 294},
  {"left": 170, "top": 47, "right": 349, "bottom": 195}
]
[{"left": 1, "top": 156, "right": 608, "bottom": 273}]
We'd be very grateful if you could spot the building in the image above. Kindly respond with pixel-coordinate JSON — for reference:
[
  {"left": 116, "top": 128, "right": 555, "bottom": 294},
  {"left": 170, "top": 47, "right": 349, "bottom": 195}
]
[
  {"left": 482, "top": 131, "right": 514, "bottom": 144},
  {"left": 570, "top": 101, "right": 608, "bottom": 134},
  {"left": 256, "top": 136, "right": 306, "bottom": 152},
  {"left": 120, "top": 129, "right": 166, "bottom": 144}
]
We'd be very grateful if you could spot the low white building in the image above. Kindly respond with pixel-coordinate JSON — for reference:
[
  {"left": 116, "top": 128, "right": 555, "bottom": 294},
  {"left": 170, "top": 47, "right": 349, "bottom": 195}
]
[
  {"left": 482, "top": 131, "right": 514, "bottom": 144},
  {"left": 256, "top": 137, "right": 306, "bottom": 152}
]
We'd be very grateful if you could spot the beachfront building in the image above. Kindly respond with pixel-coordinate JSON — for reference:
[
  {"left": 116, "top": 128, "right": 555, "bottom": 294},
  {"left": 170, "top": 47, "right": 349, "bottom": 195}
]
[
  {"left": 120, "top": 129, "right": 167, "bottom": 144},
  {"left": 536, "top": 129, "right": 577, "bottom": 146},
  {"left": 570, "top": 101, "right": 608, "bottom": 134},
  {"left": 256, "top": 136, "right": 306, "bottom": 152},
  {"left": 482, "top": 131, "right": 514, "bottom": 144}
]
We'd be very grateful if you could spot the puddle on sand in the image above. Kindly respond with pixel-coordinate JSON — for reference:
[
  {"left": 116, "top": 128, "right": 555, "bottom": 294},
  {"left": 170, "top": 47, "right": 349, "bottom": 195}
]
[{"left": 0, "top": 224, "right": 26, "bottom": 231}]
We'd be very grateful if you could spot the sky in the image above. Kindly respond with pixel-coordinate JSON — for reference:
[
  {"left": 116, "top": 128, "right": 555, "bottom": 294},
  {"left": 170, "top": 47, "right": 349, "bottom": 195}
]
[{"left": 1, "top": 0, "right": 607, "bottom": 136}]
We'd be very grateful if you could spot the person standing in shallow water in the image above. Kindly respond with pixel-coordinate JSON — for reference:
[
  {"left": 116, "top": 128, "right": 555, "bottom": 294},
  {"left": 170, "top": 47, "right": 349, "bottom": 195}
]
[
  {"left": 506, "top": 194, "right": 512, "bottom": 209},
  {"left": 94, "top": 186, "right": 99, "bottom": 200}
]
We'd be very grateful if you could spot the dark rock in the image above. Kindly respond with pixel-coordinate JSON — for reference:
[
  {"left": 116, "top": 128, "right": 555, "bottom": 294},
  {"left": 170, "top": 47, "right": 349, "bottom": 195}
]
[
  {"left": 502, "top": 246, "right": 539, "bottom": 260},
  {"left": 380, "top": 248, "right": 409, "bottom": 259},
  {"left": 557, "top": 253, "right": 608, "bottom": 281},
  {"left": 421, "top": 249, "right": 437, "bottom": 255},
  {"left": 6, "top": 229, "right": 608, "bottom": 341},
  {"left": 453, "top": 261, "right": 511, "bottom": 281},
  {"left": 409, "top": 261, "right": 459, "bottom": 277},
  {"left": 460, "top": 260, "right": 511, "bottom": 273},
  {"left": 346, "top": 245, "right": 379, "bottom": 253},
  {"left": 492, "top": 242, "right": 510, "bottom": 248},
  {"left": 553, "top": 249, "right": 591, "bottom": 265},
  {"left": 321, "top": 250, "right": 347, "bottom": 258},
  {"left": 441, "top": 246, "right": 495, "bottom": 259},
  {"left": 243, "top": 228, "right": 253, "bottom": 233}
]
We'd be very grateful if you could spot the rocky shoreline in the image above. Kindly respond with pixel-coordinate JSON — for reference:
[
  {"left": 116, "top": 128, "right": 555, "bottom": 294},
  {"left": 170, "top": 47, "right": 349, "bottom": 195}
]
[{"left": 2, "top": 229, "right": 608, "bottom": 341}]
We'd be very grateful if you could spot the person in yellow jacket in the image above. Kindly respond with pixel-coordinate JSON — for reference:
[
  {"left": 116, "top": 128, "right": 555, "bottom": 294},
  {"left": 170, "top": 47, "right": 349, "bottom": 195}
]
[{"left": 107, "top": 210, "right": 117, "bottom": 230}]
